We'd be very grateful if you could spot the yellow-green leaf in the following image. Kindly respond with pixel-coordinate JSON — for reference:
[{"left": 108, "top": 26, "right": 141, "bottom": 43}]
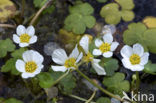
[{"left": 143, "top": 16, "right": 156, "bottom": 28}]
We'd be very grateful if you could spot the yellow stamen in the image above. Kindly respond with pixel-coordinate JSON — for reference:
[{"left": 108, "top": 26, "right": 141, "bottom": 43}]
[
  {"left": 83, "top": 52, "right": 93, "bottom": 62},
  {"left": 130, "top": 54, "right": 141, "bottom": 65},
  {"left": 99, "top": 43, "right": 111, "bottom": 53},
  {"left": 20, "top": 34, "right": 31, "bottom": 43},
  {"left": 64, "top": 58, "right": 76, "bottom": 68},
  {"left": 25, "top": 61, "right": 37, "bottom": 73}
]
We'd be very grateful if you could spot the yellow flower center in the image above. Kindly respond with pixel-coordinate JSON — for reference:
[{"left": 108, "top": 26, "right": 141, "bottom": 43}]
[
  {"left": 25, "top": 61, "right": 37, "bottom": 73},
  {"left": 129, "top": 54, "right": 141, "bottom": 65},
  {"left": 83, "top": 52, "right": 93, "bottom": 62},
  {"left": 99, "top": 43, "right": 111, "bottom": 53},
  {"left": 20, "top": 34, "right": 31, "bottom": 43},
  {"left": 64, "top": 58, "right": 76, "bottom": 68}
]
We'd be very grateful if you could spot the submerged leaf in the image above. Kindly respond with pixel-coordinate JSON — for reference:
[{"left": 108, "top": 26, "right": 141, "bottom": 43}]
[{"left": 96, "top": 97, "right": 111, "bottom": 103}]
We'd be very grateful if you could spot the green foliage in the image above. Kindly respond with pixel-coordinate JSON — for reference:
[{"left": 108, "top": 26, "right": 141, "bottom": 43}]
[
  {"left": 0, "top": 39, "right": 15, "bottom": 58},
  {"left": 1, "top": 48, "right": 27, "bottom": 75},
  {"left": 33, "top": 0, "right": 55, "bottom": 14},
  {"left": 103, "top": 72, "right": 130, "bottom": 96},
  {"left": 49, "top": 70, "right": 76, "bottom": 94},
  {"left": 96, "top": 97, "right": 111, "bottom": 103},
  {"left": 5, "top": 98, "right": 23, "bottom": 103},
  {"left": 100, "top": 58, "right": 119, "bottom": 76},
  {"left": 100, "top": 0, "right": 135, "bottom": 24},
  {"left": 123, "top": 22, "right": 156, "bottom": 53},
  {"left": 64, "top": 3, "right": 96, "bottom": 34},
  {"left": 144, "top": 61, "right": 156, "bottom": 74},
  {"left": 37, "top": 72, "right": 54, "bottom": 88},
  {"left": 96, "top": 0, "right": 108, "bottom": 3}
]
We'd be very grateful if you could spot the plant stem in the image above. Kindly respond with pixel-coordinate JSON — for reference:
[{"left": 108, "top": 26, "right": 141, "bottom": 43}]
[
  {"left": 21, "top": 0, "right": 25, "bottom": 17},
  {"left": 68, "top": 94, "right": 96, "bottom": 103},
  {"left": 29, "top": 0, "right": 53, "bottom": 25},
  {"left": 136, "top": 71, "right": 140, "bottom": 92},
  {"left": 0, "top": 24, "right": 16, "bottom": 28},
  {"left": 85, "top": 91, "right": 96, "bottom": 103},
  {"left": 76, "top": 69, "right": 123, "bottom": 102},
  {"left": 51, "top": 71, "right": 69, "bottom": 87}
]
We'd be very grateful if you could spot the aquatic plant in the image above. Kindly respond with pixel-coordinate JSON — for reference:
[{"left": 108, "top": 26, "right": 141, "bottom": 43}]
[{"left": 100, "top": 0, "right": 135, "bottom": 24}]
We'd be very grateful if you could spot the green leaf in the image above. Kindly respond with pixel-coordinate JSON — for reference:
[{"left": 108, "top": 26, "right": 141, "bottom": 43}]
[
  {"left": 144, "top": 61, "right": 156, "bottom": 74},
  {"left": 103, "top": 72, "right": 130, "bottom": 96},
  {"left": 1, "top": 58, "right": 20, "bottom": 75},
  {"left": 43, "top": 5, "right": 55, "bottom": 14},
  {"left": 37, "top": 72, "right": 54, "bottom": 88},
  {"left": 143, "top": 29, "right": 156, "bottom": 53},
  {"left": 11, "top": 48, "right": 27, "bottom": 59},
  {"left": 121, "top": 10, "right": 134, "bottom": 22},
  {"left": 123, "top": 23, "right": 147, "bottom": 45},
  {"left": 49, "top": 70, "right": 76, "bottom": 94},
  {"left": 96, "top": 0, "right": 108, "bottom": 3},
  {"left": 0, "top": 38, "right": 15, "bottom": 58},
  {"left": 83, "top": 15, "right": 96, "bottom": 28},
  {"left": 69, "top": 3, "right": 94, "bottom": 15},
  {"left": 5, "top": 98, "right": 23, "bottom": 103},
  {"left": 96, "top": 97, "right": 111, "bottom": 103},
  {"left": 115, "top": 0, "right": 135, "bottom": 10},
  {"left": 33, "top": 0, "right": 47, "bottom": 8},
  {"left": 100, "top": 58, "right": 119, "bottom": 76}
]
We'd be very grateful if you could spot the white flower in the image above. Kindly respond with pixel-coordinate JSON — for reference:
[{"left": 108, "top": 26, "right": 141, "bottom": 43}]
[
  {"left": 51, "top": 45, "right": 83, "bottom": 72},
  {"left": 79, "top": 35, "right": 106, "bottom": 75},
  {"left": 13, "top": 25, "right": 37, "bottom": 47},
  {"left": 93, "top": 34, "right": 119, "bottom": 58},
  {"left": 121, "top": 44, "right": 149, "bottom": 71},
  {"left": 16, "top": 50, "right": 44, "bottom": 78}
]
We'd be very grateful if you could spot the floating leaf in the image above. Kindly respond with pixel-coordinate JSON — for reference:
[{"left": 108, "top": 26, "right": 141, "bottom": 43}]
[
  {"left": 5, "top": 98, "right": 23, "bottom": 103},
  {"left": 96, "top": 97, "right": 111, "bottom": 103},
  {"left": 144, "top": 61, "right": 156, "bottom": 74},
  {"left": 115, "top": 0, "right": 134, "bottom": 10},
  {"left": 1, "top": 58, "right": 20, "bottom": 75},
  {"left": 37, "top": 72, "right": 54, "bottom": 88},
  {"left": 64, "top": 3, "right": 95, "bottom": 34},
  {"left": 143, "top": 16, "right": 156, "bottom": 28},
  {"left": 103, "top": 72, "right": 130, "bottom": 96},
  {"left": 100, "top": 0, "right": 135, "bottom": 25},
  {"left": 49, "top": 70, "right": 76, "bottom": 94},
  {"left": 143, "top": 29, "right": 156, "bottom": 53},
  {"left": 0, "top": 39, "right": 15, "bottom": 58},
  {"left": 0, "top": 0, "right": 16, "bottom": 23},
  {"left": 100, "top": 58, "right": 119, "bottom": 76},
  {"left": 123, "top": 22, "right": 147, "bottom": 45}
]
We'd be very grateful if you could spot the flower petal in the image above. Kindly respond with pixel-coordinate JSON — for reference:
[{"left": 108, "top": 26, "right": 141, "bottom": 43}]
[
  {"left": 103, "top": 51, "right": 113, "bottom": 58},
  {"left": 110, "top": 42, "right": 119, "bottom": 51},
  {"left": 22, "top": 72, "right": 36, "bottom": 79},
  {"left": 122, "top": 58, "right": 132, "bottom": 69},
  {"left": 103, "top": 34, "right": 113, "bottom": 44},
  {"left": 33, "top": 65, "right": 43, "bottom": 75},
  {"left": 95, "top": 39, "right": 103, "bottom": 47},
  {"left": 140, "top": 52, "right": 149, "bottom": 65},
  {"left": 79, "top": 35, "right": 89, "bottom": 54},
  {"left": 32, "top": 50, "right": 44, "bottom": 64},
  {"left": 76, "top": 52, "right": 83, "bottom": 63},
  {"left": 29, "top": 36, "right": 37, "bottom": 44},
  {"left": 23, "top": 50, "right": 33, "bottom": 62},
  {"left": 92, "top": 49, "right": 102, "bottom": 56},
  {"left": 69, "top": 45, "right": 79, "bottom": 58},
  {"left": 133, "top": 43, "right": 144, "bottom": 56},
  {"left": 92, "top": 59, "right": 106, "bottom": 75},
  {"left": 13, "top": 34, "right": 20, "bottom": 43},
  {"left": 51, "top": 65, "right": 67, "bottom": 72},
  {"left": 130, "top": 65, "right": 144, "bottom": 71},
  {"left": 19, "top": 43, "right": 29, "bottom": 47},
  {"left": 26, "top": 25, "right": 35, "bottom": 36},
  {"left": 16, "top": 59, "right": 25, "bottom": 72},
  {"left": 120, "top": 45, "right": 133, "bottom": 59},
  {"left": 16, "top": 25, "right": 26, "bottom": 36},
  {"left": 52, "top": 49, "right": 68, "bottom": 65}
]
